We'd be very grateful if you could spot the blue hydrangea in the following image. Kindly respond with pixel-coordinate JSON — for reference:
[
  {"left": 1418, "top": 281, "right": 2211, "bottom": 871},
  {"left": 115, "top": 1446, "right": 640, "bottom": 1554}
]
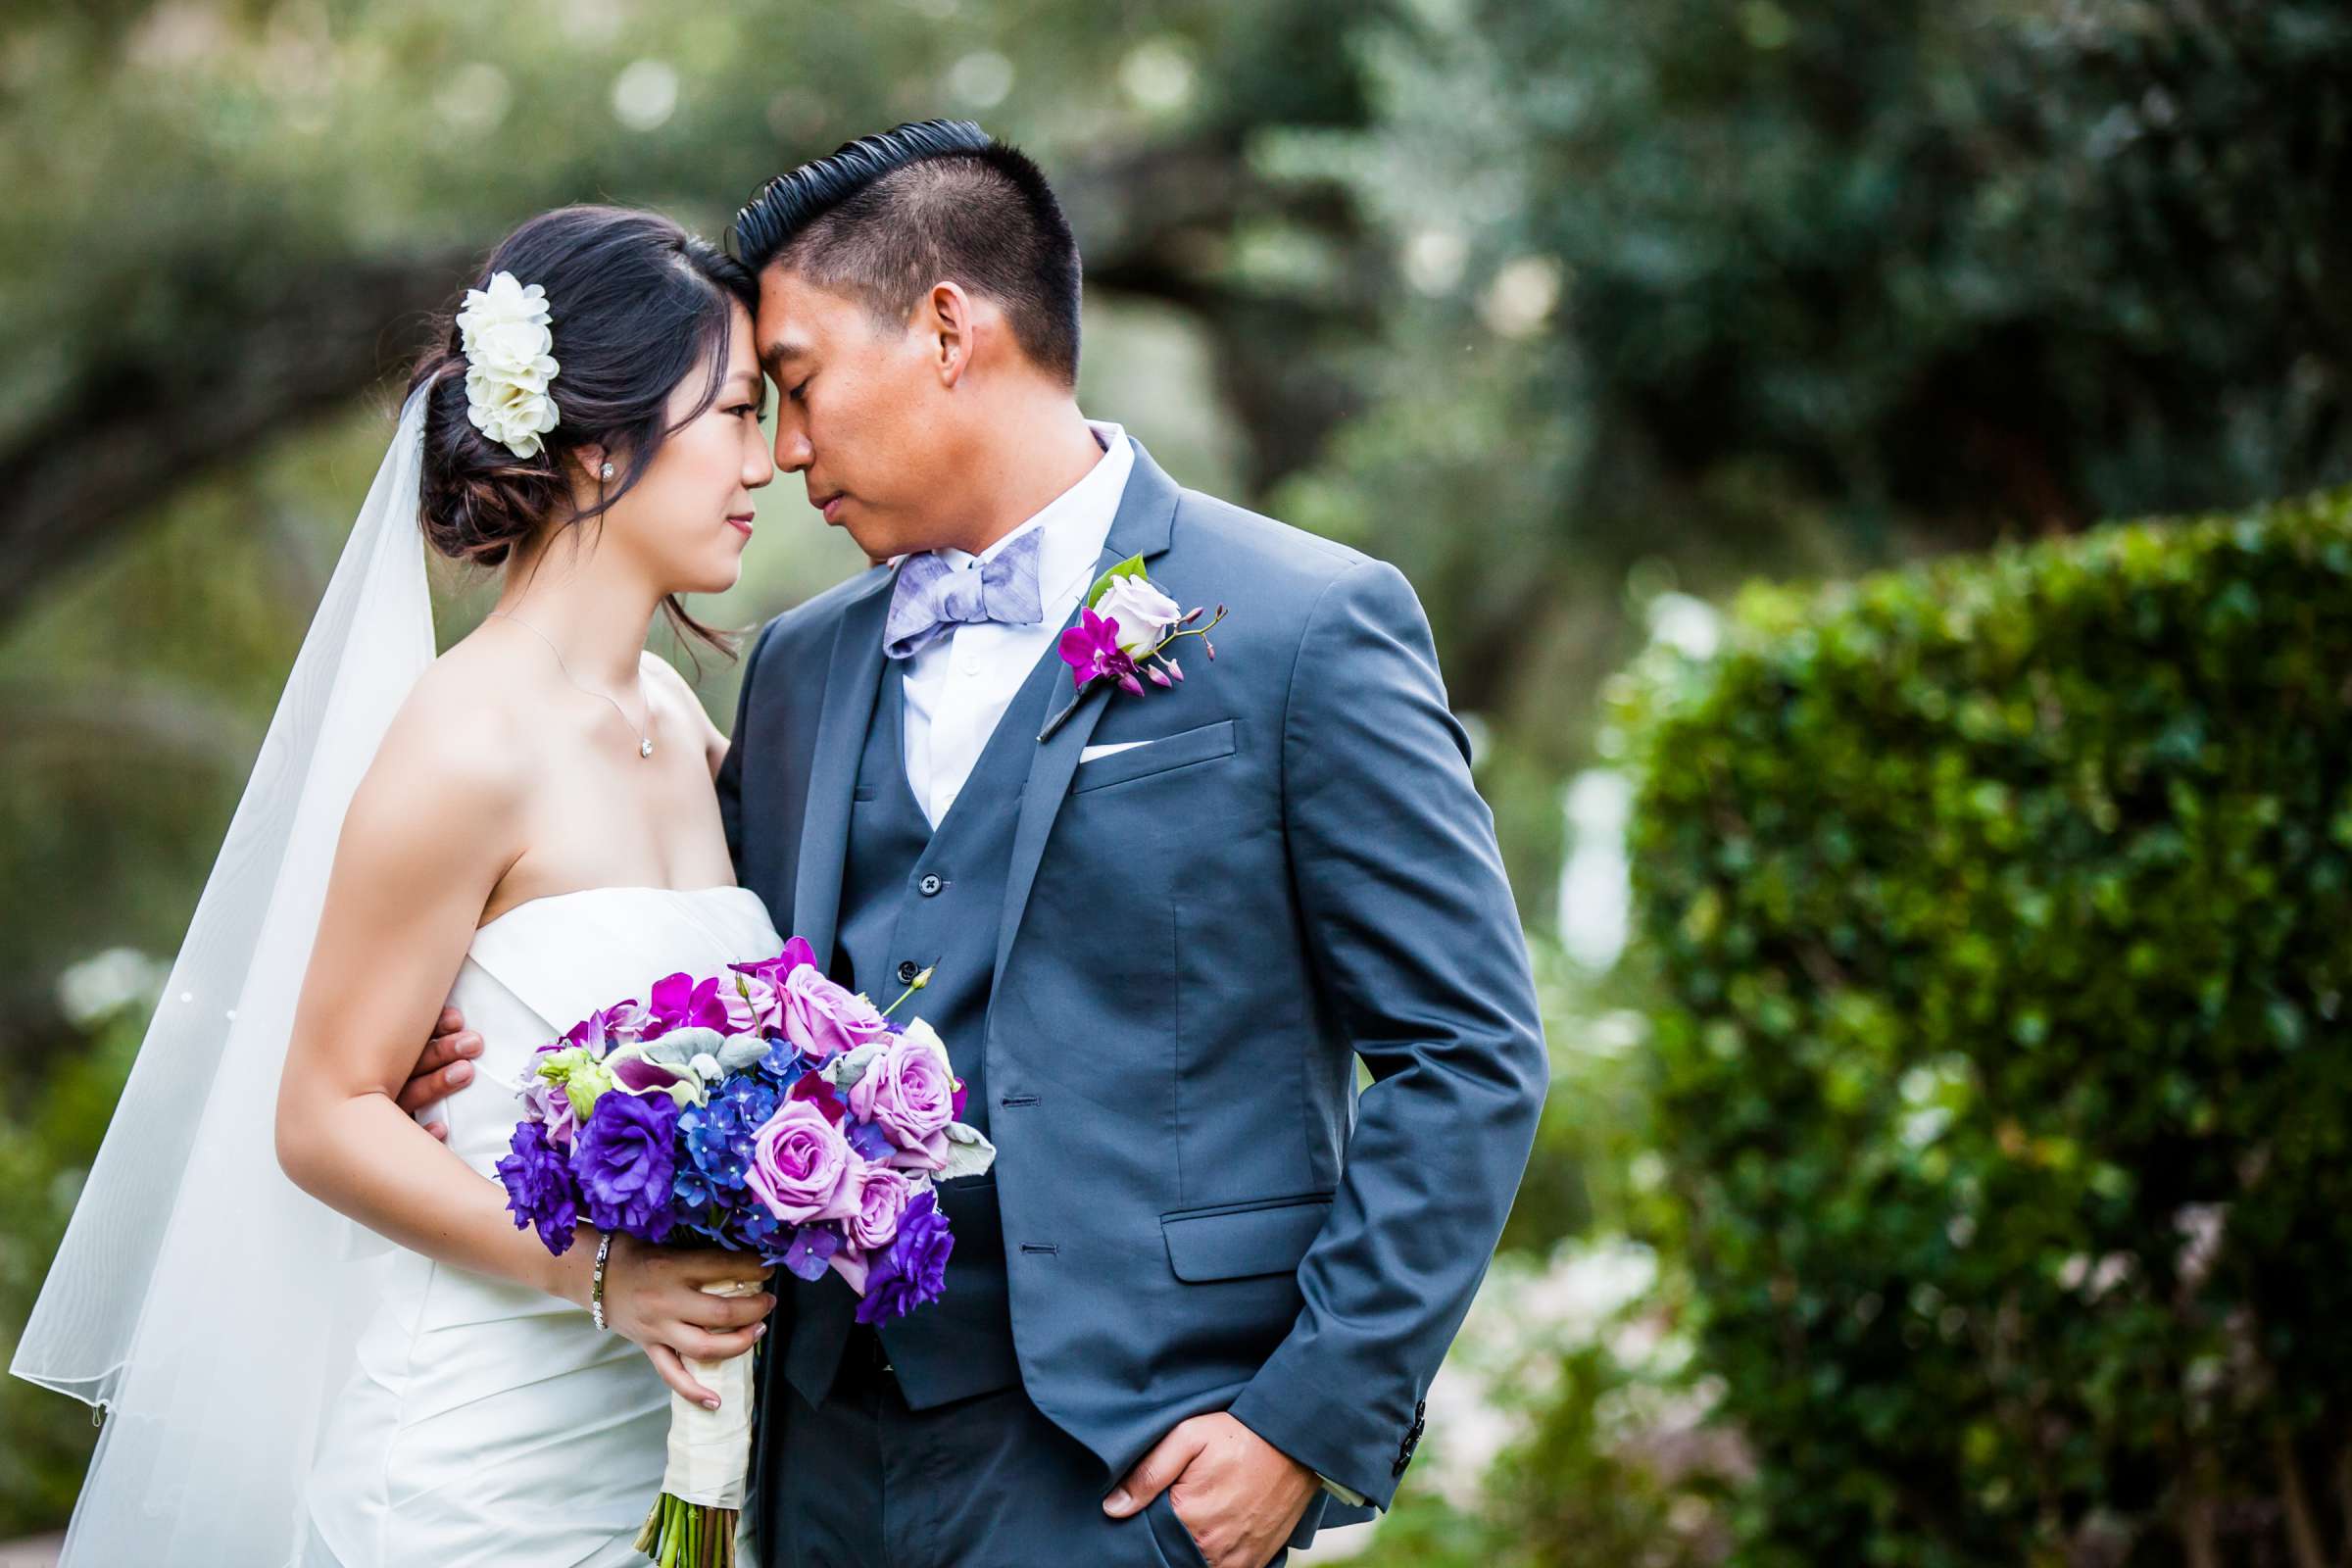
[{"left": 672, "top": 1073, "right": 784, "bottom": 1251}]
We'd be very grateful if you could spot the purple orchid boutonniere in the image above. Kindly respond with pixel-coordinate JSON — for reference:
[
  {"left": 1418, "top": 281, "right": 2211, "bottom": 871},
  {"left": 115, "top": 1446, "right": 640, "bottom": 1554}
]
[{"left": 1040, "top": 556, "right": 1227, "bottom": 741}]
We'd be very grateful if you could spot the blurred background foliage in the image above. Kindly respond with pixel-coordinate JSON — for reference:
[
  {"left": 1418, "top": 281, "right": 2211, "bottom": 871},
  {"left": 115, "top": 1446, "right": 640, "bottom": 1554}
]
[{"left": 3, "top": 0, "right": 2348, "bottom": 1557}]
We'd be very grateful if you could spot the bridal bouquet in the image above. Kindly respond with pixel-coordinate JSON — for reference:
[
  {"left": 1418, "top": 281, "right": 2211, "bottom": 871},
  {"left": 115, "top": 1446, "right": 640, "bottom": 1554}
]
[{"left": 494, "top": 935, "right": 994, "bottom": 1567}]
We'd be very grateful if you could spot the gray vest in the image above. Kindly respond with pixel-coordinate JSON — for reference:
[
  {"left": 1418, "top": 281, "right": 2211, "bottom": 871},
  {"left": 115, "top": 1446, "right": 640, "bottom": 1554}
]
[{"left": 779, "top": 650, "right": 1062, "bottom": 1408}]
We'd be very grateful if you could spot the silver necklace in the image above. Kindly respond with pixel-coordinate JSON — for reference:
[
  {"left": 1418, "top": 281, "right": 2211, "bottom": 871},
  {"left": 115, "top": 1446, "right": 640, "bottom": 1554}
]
[{"left": 486, "top": 610, "right": 655, "bottom": 759}]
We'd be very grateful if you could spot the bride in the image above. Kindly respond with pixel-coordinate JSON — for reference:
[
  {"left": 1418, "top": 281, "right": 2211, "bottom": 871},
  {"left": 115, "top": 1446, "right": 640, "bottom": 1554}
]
[{"left": 14, "top": 205, "right": 787, "bottom": 1565}]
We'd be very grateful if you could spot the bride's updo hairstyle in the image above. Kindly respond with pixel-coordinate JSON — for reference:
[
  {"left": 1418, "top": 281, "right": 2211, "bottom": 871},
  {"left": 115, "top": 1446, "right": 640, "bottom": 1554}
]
[{"left": 409, "top": 205, "right": 758, "bottom": 649}]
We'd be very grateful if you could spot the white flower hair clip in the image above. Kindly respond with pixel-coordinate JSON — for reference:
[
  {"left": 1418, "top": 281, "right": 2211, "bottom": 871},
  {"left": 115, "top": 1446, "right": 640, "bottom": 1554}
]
[{"left": 456, "top": 270, "right": 562, "bottom": 459}]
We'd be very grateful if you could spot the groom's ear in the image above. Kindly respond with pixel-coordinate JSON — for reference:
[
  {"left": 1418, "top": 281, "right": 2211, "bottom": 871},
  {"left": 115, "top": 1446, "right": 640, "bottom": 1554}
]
[{"left": 923, "top": 281, "right": 976, "bottom": 389}]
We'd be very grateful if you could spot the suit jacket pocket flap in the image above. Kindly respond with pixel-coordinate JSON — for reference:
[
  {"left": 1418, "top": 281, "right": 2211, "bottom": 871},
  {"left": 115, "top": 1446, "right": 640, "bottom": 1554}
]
[
  {"left": 1070, "top": 719, "right": 1238, "bottom": 793},
  {"left": 1159, "top": 1196, "right": 1332, "bottom": 1282}
]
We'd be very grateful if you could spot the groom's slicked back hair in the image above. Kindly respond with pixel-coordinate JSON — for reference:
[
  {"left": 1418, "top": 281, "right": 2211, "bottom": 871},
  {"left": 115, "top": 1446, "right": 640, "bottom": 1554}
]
[{"left": 732, "top": 119, "right": 1083, "bottom": 385}]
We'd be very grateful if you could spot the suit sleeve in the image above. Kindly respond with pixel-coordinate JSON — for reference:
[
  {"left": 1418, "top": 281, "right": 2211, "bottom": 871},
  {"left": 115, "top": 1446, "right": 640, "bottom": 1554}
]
[{"left": 1225, "top": 559, "right": 1550, "bottom": 1508}]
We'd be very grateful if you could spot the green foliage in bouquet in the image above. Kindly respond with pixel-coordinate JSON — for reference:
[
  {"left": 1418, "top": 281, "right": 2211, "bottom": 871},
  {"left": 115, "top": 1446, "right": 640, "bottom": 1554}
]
[{"left": 1609, "top": 487, "right": 2352, "bottom": 1563}]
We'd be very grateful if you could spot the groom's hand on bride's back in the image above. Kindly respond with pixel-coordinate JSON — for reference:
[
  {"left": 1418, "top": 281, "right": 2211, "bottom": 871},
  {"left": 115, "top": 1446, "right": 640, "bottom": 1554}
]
[{"left": 398, "top": 1005, "right": 484, "bottom": 1140}]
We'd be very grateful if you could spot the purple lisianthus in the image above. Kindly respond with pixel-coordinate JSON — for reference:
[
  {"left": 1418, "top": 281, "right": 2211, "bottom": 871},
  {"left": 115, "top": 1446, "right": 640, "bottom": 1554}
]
[
  {"left": 855, "top": 1190, "right": 953, "bottom": 1324},
  {"left": 747, "top": 1098, "right": 859, "bottom": 1224},
  {"left": 571, "top": 1089, "right": 678, "bottom": 1242},
  {"left": 495, "top": 1121, "right": 578, "bottom": 1253},
  {"left": 515, "top": 1064, "right": 579, "bottom": 1150},
  {"left": 777, "top": 966, "right": 891, "bottom": 1061}
]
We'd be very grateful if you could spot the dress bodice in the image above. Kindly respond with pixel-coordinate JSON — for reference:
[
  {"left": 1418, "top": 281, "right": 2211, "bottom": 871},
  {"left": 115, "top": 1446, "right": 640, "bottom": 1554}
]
[
  {"left": 430, "top": 884, "right": 784, "bottom": 1179},
  {"left": 304, "top": 884, "right": 785, "bottom": 1568}
]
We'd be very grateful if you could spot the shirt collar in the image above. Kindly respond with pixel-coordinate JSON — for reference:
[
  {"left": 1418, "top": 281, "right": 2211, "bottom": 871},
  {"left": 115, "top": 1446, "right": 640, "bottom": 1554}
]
[{"left": 940, "top": 419, "right": 1132, "bottom": 607}]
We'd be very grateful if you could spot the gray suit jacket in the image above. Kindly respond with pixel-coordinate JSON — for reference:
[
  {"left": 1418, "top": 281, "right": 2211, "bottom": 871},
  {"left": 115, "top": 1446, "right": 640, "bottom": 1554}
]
[{"left": 719, "top": 437, "right": 1548, "bottom": 1512}]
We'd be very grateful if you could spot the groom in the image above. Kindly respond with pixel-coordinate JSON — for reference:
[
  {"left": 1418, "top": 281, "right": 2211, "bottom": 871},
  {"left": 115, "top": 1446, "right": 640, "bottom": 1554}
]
[{"left": 416, "top": 121, "right": 1546, "bottom": 1567}]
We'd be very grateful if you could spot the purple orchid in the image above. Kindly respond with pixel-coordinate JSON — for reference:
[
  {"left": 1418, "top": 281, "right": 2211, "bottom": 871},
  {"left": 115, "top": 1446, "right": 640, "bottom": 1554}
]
[
  {"left": 643, "top": 971, "right": 731, "bottom": 1040},
  {"left": 730, "top": 936, "right": 819, "bottom": 991},
  {"left": 559, "top": 999, "right": 645, "bottom": 1055},
  {"left": 1058, "top": 607, "right": 1146, "bottom": 696},
  {"left": 1039, "top": 564, "right": 1229, "bottom": 744}
]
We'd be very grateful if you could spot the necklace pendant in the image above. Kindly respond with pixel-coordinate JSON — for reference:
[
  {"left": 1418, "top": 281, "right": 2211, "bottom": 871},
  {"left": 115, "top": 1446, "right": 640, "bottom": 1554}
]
[{"left": 639, "top": 738, "right": 655, "bottom": 759}]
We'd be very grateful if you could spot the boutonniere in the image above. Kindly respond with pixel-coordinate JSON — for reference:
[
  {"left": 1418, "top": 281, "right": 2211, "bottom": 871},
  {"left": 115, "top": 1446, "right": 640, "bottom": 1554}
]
[{"left": 1038, "top": 556, "right": 1227, "bottom": 742}]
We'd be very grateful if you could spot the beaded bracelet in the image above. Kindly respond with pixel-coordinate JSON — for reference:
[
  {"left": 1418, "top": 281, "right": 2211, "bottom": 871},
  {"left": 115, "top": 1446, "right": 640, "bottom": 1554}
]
[{"left": 590, "top": 1232, "right": 614, "bottom": 1331}]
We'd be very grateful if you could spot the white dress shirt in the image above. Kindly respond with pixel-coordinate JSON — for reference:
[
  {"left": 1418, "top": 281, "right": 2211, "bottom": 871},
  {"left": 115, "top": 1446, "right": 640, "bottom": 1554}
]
[{"left": 899, "top": 420, "right": 1133, "bottom": 828}]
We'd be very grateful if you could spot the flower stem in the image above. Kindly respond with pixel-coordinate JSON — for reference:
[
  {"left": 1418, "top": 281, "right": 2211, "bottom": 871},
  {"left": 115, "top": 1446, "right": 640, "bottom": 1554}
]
[
  {"left": 878, "top": 967, "right": 934, "bottom": 1019},
  {"left": 1148, "top": 606, "right": 1227, "bottom": 662}
]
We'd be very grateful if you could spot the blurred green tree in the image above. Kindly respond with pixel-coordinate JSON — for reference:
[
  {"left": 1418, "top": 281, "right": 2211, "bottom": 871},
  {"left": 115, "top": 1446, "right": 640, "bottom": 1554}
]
[{"left": 1269, "top": 0, "right": 2352, "bottom": 894}]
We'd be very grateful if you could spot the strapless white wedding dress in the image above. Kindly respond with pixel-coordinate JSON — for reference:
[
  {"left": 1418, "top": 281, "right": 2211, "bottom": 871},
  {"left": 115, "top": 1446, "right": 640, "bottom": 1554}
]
[{"left": 301, "top": 884, "right": 782, "bottom": 1568}]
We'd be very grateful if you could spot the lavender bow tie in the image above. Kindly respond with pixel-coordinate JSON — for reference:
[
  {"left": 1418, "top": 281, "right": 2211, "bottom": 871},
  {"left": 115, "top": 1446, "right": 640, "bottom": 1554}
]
[{"left": 883, "top": 526, "right": 1046, "bottom": 661}]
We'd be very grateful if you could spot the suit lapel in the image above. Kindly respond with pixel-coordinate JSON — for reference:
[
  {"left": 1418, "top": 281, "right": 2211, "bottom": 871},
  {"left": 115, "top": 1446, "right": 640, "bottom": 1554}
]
[
  {"left": 992, "top": 439, "right": 1182, "bottom": 989},
  {"left": 793, "top": 568, "right": 895, "bottom": 964}
]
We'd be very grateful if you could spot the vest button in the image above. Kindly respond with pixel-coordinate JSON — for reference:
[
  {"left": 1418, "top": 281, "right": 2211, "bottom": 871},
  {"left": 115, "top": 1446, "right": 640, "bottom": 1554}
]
[
  {"left": 918, "top": 873, "right": 944, "bottom": 897},
  {"left": 897, "top": 959, "right": 921, "bottom": 986}
]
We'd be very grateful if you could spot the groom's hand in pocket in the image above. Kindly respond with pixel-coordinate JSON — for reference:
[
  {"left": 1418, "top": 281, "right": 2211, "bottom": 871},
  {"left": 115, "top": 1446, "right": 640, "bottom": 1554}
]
[
  {"left": 397, "top": 1005, "right": 483, "bottom": 1140},
  {"left": 1103, "top": 1411, "right": 1317, "bottom": 1568}
]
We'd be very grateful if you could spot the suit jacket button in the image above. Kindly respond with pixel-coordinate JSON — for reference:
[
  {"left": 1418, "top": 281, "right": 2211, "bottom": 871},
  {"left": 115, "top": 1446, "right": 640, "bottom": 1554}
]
[
  {"left": 896, "top": 959, "right": 921, "bottom": 985},
  {"left": 918, "top": 873, "right": 944, "bottom": 897}
]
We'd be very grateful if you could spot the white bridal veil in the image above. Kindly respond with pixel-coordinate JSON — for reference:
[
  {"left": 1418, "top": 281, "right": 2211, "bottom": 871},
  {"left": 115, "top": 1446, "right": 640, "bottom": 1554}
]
[{"left": 12, "top": 389, "right": 439, "bottom": 1564}]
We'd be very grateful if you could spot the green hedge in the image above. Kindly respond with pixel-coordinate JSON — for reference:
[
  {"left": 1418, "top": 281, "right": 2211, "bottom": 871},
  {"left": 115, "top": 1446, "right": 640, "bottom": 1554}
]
[{"left": 1610, "top": 489, "right": 2352, "bottom": 1565}]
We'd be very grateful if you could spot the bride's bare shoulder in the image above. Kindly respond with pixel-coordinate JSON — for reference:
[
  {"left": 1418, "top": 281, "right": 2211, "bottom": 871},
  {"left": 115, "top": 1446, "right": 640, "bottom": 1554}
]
[
  {"left": 361, "top": 640, "right": 536, "bottom": 815},
  {"left": 639, "top": 648, "right": 726, "bottom": 754}
]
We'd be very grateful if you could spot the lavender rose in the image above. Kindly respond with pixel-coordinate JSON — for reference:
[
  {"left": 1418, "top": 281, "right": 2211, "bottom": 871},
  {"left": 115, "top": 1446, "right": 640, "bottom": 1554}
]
[
  {"left": 1094, "top": 573, "right": 1183, "bottom": 660},
  {"left": 777, "top": 966, "right": 891, "bottom": 1061},
  {"left": 570, "top": 1089, "right": 677, "bottom": 1242},
  {"left": 855, "top": 1190, "right": 953, "bottom": 1324},
  {"left": 723, "top": 970, "right": 781, "bottom": 1034},
  {"left": 850, "top": 1020, "right": 956, "bottom": 1166},
  {"left": 748, "top": 1099, "right": 861, "bottom": 1224},
  {"left": 846, "top": 1164, "right": 912, "bottom": 1251}
]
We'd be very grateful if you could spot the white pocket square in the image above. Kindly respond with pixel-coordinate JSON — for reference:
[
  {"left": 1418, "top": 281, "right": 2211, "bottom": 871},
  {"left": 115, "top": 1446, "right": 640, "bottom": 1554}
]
[{"left": 1078, "top": 741, "right": 1148, "bottom": 762}]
